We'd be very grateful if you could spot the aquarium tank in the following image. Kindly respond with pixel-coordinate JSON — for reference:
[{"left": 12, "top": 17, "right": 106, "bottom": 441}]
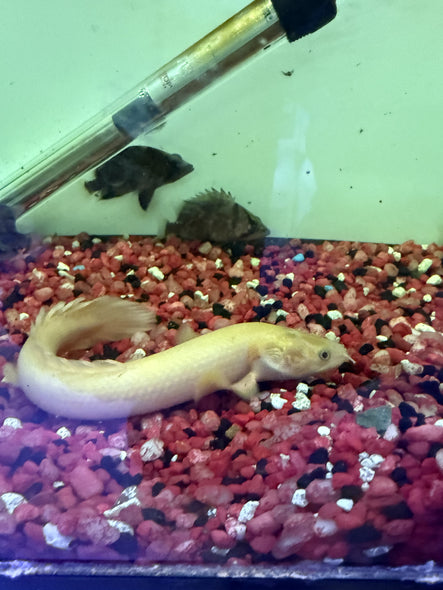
[{"left": 0, "top": 0, "right": 442, "bottom": 587}]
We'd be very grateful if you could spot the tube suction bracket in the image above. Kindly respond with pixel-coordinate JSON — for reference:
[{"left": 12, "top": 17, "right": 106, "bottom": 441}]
[{"left": 271, "top": 0, "right": 337, "bottom": 42}]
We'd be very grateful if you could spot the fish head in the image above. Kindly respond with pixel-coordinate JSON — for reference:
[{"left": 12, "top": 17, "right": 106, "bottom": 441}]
[
  {"left": 256, "top": 327, "right": 351, "bottom": 381},
  {"left": 165, "top": 154, "right": 194, "bottom": 183},
  {"left": 237, "top": 208, "right": 269, "bottom": 242}
]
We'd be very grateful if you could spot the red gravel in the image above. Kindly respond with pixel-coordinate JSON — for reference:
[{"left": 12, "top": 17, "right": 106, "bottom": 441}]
[{"left": 0, "top": 234, "right": 442, "bottom": 566}]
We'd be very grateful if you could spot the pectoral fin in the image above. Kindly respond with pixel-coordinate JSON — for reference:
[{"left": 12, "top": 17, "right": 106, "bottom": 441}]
[
  {"left": 230, "top": 371, "right": 259, "bottom": 400},
  {"left": 138, "top": 185, "right": 156, "bottom": 210}
]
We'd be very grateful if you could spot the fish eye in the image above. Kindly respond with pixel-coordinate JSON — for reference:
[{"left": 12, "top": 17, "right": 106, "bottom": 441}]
[{"left": 319, "top": 349, "right": 330, "bottom": 361}]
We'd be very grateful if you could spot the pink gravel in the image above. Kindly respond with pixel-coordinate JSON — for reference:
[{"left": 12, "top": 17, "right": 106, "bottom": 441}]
[{"left": 0, "top": 234, "right": 442, "bottom": 566}]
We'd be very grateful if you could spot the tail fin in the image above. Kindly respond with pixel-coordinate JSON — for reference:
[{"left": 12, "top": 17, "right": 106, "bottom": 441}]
[{"left": 30, "top": 296, "right": 157, "bottom": 354}]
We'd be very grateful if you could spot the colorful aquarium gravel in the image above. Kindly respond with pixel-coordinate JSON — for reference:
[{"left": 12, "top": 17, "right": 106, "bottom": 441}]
[{"left": 0, "top": 234, "right": 443, "bottom": 566}]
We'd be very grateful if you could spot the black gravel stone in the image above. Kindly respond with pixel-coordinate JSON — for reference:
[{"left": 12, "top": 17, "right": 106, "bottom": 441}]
[
  {"left": 390, "top": 467, "right": 410, "bottom": 486},
  {"left": 399, "top": 402, "right": 418, "bottom": 418},
  {"left": 255, "top": 458, "right": 268, "bottom": 476},
  {"left": 374, "top": 318, "right": 389, "bottom": 334},
  {"left": 231, "top": 449, "right": 247, "bottom": 460},
  {"left": 255, "top": 285, "right": 269, "bottom": 296},
  {"left": 359, "top": 343, "right": 374, "bottom": 355},
  {"left": 260, "top": 400, "right": 273, "bottom": 412},
  {"left": 428, "top": 442, "right": 443, "bottom": 457},
  {"left": 314, "top": 285, "right": 327, "bottom": 297},
  {"left": 352, "top": 267, "right": 368, "bottom": 276},
  {"left": 308, "top": 448, "right": 329, "bottom": 464},
  {"left": 380, "top": 290, "right": 396, "bottom": 302},
  {"left": 142, "top": 507, "right": 167, "bottom": 525},
  {"left": 340, "top": 485, "right": 364, "bottom": 502},
  {"left": 377, "top": 338, "right": 396, "bottom": 349},
  {"left": 282, "top": 278, "right": 293, "bottom": 288},
  {"left": 210, "top": 435, "right": 231, "bottom": 450},
  {"left": 11, "top": 447, "right": 34, "bottom": 470},
  {"left": 347, "top": 524, "right": 382, "bottom": 544},
  {"left": 331, "top": 460, "right": 348, "bottom": 473},
  {"left": 382, "top": 502, "right": 413, "bottom": 520},
  {"left": 124, "top": 274, "right": 141, "bottom": 288},
  {"left": 296, "top": 467, "right": 327, "bottom": 488},
  {"left": 222, "top": 475, "right": 247, "bottom": 485},
  {"left": 357, "top": 379, "right": 380, "bottom": 398},
  {"left": 333, "top": 279, "right": 348, "bottom": 292},
  {"left": 183, "top": 427, "right": 196, "bottom": 437},
  {"left": 331, "top": 395, "right": 354, "bottom": 413},
  {"left": 422, "top": 365, "right": 436, "bottom": 376},
  {"left": 23, "top": 481, "right": 44, "bottom": 499},
  {"left": 213, "top": 303, "right": 232, "bottom": 319},
  {"left": 398, "top": 417, "right": 413, "bottom": 433},
  {"left": 2, "top": 284, "right": 25, "bottom": 309},
  {"left": 151, "top": 482, "right": 166, "bottom": 497},
  {"left": 161, "top": 449, "right": 175, "bottom": 467},
  {"left": 185, "top": 499, "right": 210, "bottom": 513},
  {"left": 253, "top": 304, "right": 272, "bottom": 319},
  {"left": 305, "top": 313, "right": 332, "bottom": 330},
  {"left": 110, "top": 533, "right": 138, "bottom": 556},
  {"left": 194, "top": 513, "right": 210, "bottom": 527},
  {"left": 416, "top": 413, "right": 426, "bottom": 426}
]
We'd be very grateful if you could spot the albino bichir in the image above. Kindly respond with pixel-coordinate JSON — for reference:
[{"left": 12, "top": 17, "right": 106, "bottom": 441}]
[{"left": 14, "top": 296, "right": 351, "bottom": 420}]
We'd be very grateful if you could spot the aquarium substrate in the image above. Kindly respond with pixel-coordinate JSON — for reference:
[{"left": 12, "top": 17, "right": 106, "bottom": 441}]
[{"left": 0, "top": 234, "right": 443, "bottom": 566}]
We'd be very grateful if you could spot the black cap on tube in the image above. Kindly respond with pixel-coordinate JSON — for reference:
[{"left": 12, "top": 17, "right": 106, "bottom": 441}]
[{"left": 271, "top": 0, "right": 337, "bottom": 42}]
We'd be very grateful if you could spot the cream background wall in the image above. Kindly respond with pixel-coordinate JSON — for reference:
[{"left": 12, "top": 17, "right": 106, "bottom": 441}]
[{"left": 1, "top": 1, "right": 442, "bottom": 243}]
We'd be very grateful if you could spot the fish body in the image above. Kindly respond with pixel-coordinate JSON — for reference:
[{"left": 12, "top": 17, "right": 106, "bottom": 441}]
[
  {"left": 16, "top": 296, "right": 350, "bottom": 420},
  {"left": 85, "top": 146, "right": 194, "bottom": 210},
  {"left": 166, "top": 188, "right": 269, "bottom": 247}
]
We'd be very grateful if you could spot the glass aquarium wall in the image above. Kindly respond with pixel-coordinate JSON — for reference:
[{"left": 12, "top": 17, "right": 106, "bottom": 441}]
[{"left": 0, "top": 0, "right": 443, "bottom": 582}]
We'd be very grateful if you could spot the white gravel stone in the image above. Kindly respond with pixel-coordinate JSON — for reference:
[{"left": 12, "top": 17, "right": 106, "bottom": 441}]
[
  {"left": 383, "top": 423, "right": 400, "bottom": 441},
  {"left": 337, "top": 498, "right": 354, "bottom": 512},
  {"left": 43, "top": 523, "right": 73, "bottom": 550},
  {"left": 417, "top": 258, "right": 432, "bottom": 273},
  {"left": 426, "top": 274, "right": 442, "bottom": 286},
  {"left": 292, "top": 393, "right": 311, "bottom": 411},
  {"left": 1, "top": 492, "right": 26, "bottom": 513},
  {"left": 400, "top": 359, "right": 424, "bottom": 375},
  {"left": 148, "top": 266, "right": 165, "bottom": 281},
  {"left": 359, "top": 466, "right": 375, "bottom": 482},
  {"left": 238, "top": 501, "right": 259, "bottom": 523},
  {"left": 361, "top": 454, "right": 384, "bottom": 469},
  {"left": 327, "top": 310, "right": 343, "bottom": 320},
  {"left": 317, "top": 426, "right": 331, "bottom": 436},
  {"left": 3, "top": 417, "right": 22, "bottom": 429},
  {"left": 140, "top": 438, "right": 164, "bottom": 462},
  {"left": 392, "top": 286, "right": 407, "bottom": 298},
  {"left": 108, "top": 520, "right": 134, "bottom": 535},
  {"left": 292, "top": 488, "right": 309, "bottom": 508},
  {"left": 296, "top": 383, "right": 310, "bottom": 395},
  {"left": 270, "top": 393, "right": 288, "bottom": 409},
  {"left": 314, "top": 518, "right": 338, "bottom": 537}
]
